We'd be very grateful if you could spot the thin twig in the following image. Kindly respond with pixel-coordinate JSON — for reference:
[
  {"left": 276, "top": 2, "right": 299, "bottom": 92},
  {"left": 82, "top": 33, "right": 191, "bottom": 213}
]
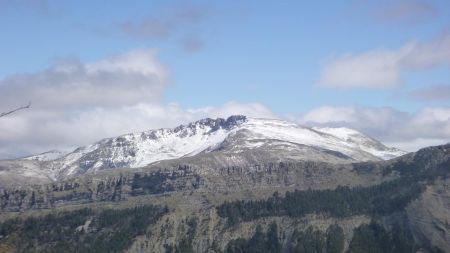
[{"left": 0, "top": 102, "right": 31, "bottom": 118}]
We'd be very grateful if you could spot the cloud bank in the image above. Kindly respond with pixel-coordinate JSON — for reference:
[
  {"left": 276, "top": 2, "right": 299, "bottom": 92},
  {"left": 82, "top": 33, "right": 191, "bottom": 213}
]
[
  {"left": 0, "top": 50, "right": 273, "bottom": 158},
  {"left": 301, "top": 105, "right": 450, "bottom": 151},
  {"left": 0, "top": 49, "right": 167, "bottom": 110},
  {"left": 318, "top": 32, "right": 450, "bottom": 89}
]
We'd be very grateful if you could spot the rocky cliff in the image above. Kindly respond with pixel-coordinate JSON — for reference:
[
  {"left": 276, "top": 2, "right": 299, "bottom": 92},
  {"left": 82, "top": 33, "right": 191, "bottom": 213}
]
[{"left": 0, "top": 144, "right": 448, "bottom": 252}]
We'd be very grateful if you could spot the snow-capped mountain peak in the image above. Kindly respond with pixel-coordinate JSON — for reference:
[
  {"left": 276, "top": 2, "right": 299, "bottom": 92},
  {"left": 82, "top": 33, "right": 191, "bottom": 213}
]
[
  {"left": 16, "top": 115, "right": 406, "bottom": 180},
  {"left": 52, "top": 116, "right": 246, "bottom": 177}
]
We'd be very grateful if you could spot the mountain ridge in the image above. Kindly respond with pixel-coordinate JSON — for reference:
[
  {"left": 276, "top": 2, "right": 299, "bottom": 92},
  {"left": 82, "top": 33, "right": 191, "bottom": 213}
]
[{"left": 0, "top": 115, "right": 406, "bottom": 185}]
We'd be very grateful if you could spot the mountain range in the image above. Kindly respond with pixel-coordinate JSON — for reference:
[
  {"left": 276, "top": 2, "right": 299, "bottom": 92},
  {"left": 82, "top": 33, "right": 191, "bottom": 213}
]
[
  {"left": 1, "top": 115, "right": 405, "bottom": 186},
  {"left": 0, "top": 116, "right": 448, "bottom": 253}
]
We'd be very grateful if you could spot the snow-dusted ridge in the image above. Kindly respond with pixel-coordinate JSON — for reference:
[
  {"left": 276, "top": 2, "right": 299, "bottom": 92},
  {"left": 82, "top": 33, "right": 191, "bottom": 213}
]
[
  {"left": 229, "top": 118, "right": 406, "bottom": 161},
  {"left": 312, "top": 127, "right": 405, "bottom": 160},
  {"left": 23, "top": 150, "right": 69, "bottom": 162},
  {"left": 15, "top": 115, "right": 407, "bottom": 180},
  {"left": 53, "top": 115, "right": 247, "bottom": 178}
]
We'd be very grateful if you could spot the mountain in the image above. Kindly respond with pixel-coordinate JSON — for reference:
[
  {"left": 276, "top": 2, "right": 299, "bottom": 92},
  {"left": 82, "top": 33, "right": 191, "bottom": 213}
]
[
  {"left": 0, "top": 115, "right": 447, "bottom": 252},
  {"left": 0, "top": 139, "right": 448, "bottom": 252},
  {"left": 0, "top": 115, "right": 405, "bottom": 184}
]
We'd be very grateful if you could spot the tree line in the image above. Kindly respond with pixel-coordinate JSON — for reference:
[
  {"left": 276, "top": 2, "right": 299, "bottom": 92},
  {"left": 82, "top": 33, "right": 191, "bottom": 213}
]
[
  {"left": 0, "top": 205, "right": 166, "bottom": 253},
  {"left": 225, "top": 221, "right": 436, "bottom": 253},
  {"left": 217, "top": 177, "right": 424, "bottom": 226}
]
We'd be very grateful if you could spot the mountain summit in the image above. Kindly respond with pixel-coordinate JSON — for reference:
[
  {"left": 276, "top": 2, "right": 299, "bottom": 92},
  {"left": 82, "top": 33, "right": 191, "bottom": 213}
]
[{"left": 1, "top": 115, "right": 405, "bottom": 183}]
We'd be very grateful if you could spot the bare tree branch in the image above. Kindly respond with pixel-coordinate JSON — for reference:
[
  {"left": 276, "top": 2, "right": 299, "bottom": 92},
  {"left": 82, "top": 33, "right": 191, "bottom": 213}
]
[{"left": 0, "top": 103, "right": 31, "bottom": 118}]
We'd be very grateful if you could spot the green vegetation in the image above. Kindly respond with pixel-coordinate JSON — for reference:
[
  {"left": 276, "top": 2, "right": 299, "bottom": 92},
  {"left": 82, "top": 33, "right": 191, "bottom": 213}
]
[
  {"left": 217, "top": 177, "right": 424, "bottom": 225},
  {"left": 348, "top": 221, "right": 417, "bottom": 253},
  {"left": 291, "top": 226, "right": 326, "bottom": 253},
  {"left": 381, "top": 146, "right": 450, "bottom": 180},
  {"left": 217, "top": 155, "right": 450, "bottom": 252},
  {"left": 165, "top": 217, "right": 198, "bottom": 253},
  {"left": 217, "top": 153, "right": 450, "bottom": 226},
  {"left": 225, "top": 223, "right": 343, "bottom": 253},
  {"left": 225, "top": 221, "right": 423, "bottom": 253},
  {"left": 0, "top": 205, "right": 166, "bottom": 253},
  {"left": 226, "top": 222, "right": 281, "bottom": 253},
  {"left": 326, "top": 224, "right": 345, "bottom": 253},
  {"left": 290, "top": 224, "right": 345, "bottom": 253}
]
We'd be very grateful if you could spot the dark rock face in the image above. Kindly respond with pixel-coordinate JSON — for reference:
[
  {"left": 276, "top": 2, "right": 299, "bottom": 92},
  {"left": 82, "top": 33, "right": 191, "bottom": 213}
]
[
  {"left": 173, "top": 115, "right": 247, "bottom": 134},
  {"left": 1, "top": 144, "right": 447, "bottom": 213},
  {"left": 0, "top": 176, "right": 129, "bottom": 211},
  {"left": 0, "top": 162, "right": 323, "bottom": 212}
]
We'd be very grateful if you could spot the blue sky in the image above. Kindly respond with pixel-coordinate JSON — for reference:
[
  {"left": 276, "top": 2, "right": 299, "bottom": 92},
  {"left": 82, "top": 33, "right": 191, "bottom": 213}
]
[{"left": 0, "top": 0, "right": 449, "bottom": 157}]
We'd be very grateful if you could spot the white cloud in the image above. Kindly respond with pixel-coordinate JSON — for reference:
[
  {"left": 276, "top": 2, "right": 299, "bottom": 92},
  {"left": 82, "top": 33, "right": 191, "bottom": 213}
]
[
  {"left": 303, "top": 106, "right": 358, "bottom": 124},
  {"left": 301, "top": 105, "right": 450, "bottom": 151},
  {"left": 318, "top": 50, "right": 403, "bottom": 89},
  {"left": 86, "top": 49, "right": 167, "bottom": 77},
  {"left": 318, "top": 32, "right": 450, "bottom": 89},
  {"left": 0, "top": 49, "right": 167, "bottom": 110},
  {"left": 0, "top": 49, "right": 274, "bottom": 158},
  {"left": 0, "top": 101, "right": 274, "bottom": 158}
]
